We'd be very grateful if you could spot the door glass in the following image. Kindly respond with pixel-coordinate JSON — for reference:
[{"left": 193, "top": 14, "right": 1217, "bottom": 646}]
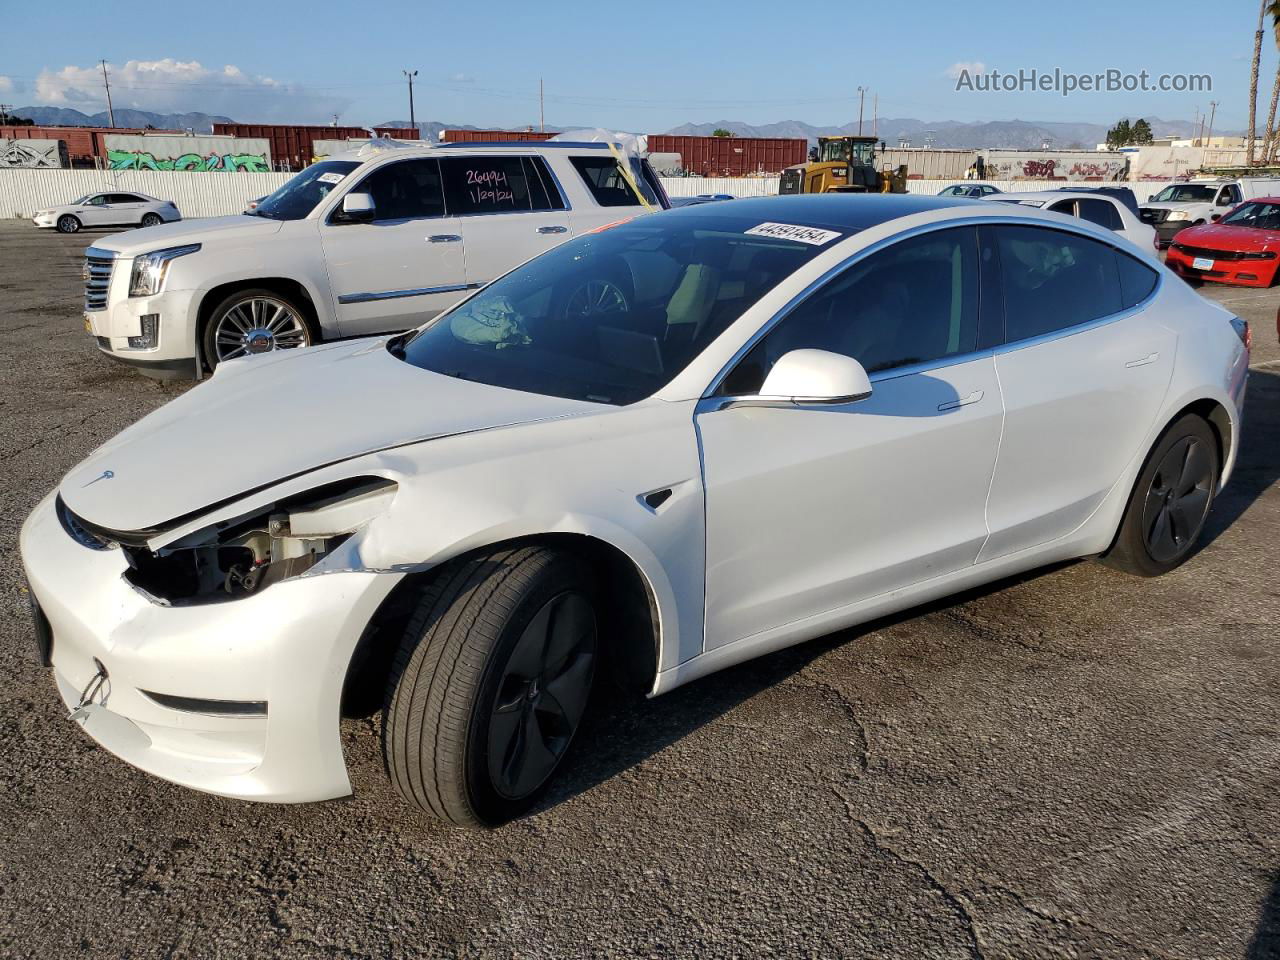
[
  {"left": 86, "top": 196, "right": 105, "bottom": 206},
  {"left": 1048, "top": 199, "right": 1077, "bottom": 216},
  {"left": 440, "top": 156, "right": 535, "bottom": 215},
  {"left": 995, "top": 225, "right": 1122, "bottom": 342},
  {"left": 354, "top": 158, "right": 444, "bottom": 222},
  {"left": 522, "top": 156, "right": 565, "bottom": 211},
  {"left": 1076, "top": 198, "right": 1123, "bottom": 231},
  {"left": 723, "top": 227, "right": 980, "bottom": 394}
]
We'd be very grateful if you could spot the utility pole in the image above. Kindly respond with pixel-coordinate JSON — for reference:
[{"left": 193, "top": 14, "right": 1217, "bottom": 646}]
[
  {"left": 539, "top": 77, "right": 545, "bottom": 133},
  {"left": 100, "top": 60, "right": 115, "bottom": 128},
  {"left": 856, "top": 86, "right": 867, "bottom": 136},
  {"left": 1205, "top": 100, "right": 1218, "bottom": 147},
  {"left": 872, "top": 92, "right": 877, "bottom": 138},
  {"left": 403, "top": 69, "right": 418, "bottom": 132},
  {"left": 0, "top": 104, "right": 9, "bottom": 125}
]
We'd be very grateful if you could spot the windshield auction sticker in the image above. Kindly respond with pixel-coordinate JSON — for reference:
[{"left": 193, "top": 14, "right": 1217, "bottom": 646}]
[
  {"left": 316, "top": 172, "right": 347, "bottom": 185},
  {"left": 745, "top": 222, "right": 842, "bottom": 245}
]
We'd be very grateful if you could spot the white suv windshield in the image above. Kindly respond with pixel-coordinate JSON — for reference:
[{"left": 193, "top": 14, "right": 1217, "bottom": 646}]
[
  {"left": 397, "top": 213, "right": 841, "bottom": 405},
  {"left": 251, "top": 161, "right": 360, "bottom": 221}
]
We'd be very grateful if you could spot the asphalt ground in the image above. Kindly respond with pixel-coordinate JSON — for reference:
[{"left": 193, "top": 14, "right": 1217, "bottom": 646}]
[{"left": 1, "top": 220, "right": 1278, "bottom": 959}]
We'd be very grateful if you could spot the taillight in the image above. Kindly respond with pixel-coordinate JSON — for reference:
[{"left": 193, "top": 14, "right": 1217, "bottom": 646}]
[{"left": 1230, "top": 315, "right": 1251, "bottom": 350}]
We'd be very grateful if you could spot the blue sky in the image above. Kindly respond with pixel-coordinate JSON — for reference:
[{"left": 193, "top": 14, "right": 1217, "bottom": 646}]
[{"left": 0, "top": 0, "right": 1267, "bottom": 132}]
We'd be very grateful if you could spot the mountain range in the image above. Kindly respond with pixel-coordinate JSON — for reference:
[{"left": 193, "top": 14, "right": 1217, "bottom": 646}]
[
  {"left": 665, "top": 117, "right": 1208, "bottom": 150},
  {"left": 9, "top": 106, "right": 1222, "bottom": 151}
]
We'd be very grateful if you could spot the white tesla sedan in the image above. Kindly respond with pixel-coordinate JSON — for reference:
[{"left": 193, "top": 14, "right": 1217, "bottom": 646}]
[
  {"left": 21, "top": 195, "right": 1249, "bottom": 827},
  {"left": 32, "top": 191, "right": 181, "bottom": 234}
]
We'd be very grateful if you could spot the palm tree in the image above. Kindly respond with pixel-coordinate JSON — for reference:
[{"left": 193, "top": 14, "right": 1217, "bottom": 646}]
[
  {"left": 1267, "top": 1, "right": 1280, "bottom": 161},
  {"left": 1249, "top": 0, "right": 1266, "bottom": 165}
]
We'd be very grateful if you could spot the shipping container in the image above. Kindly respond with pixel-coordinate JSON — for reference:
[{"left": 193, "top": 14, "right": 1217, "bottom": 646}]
[
  {"left": 373, "top": 126, "right": 419, "bottom": 140},
  {"left": 879, "top": 149, "right": 977, "bottom": 181},
  {"left": 0, "top": 125, "right": 181, "bottom": 167},
  {"left": 646, "top": 135, "right": 807, "bottom": 177},
  {"left": 213, "top": 123, "right": 375, "bottom": 170},
  {"left": 441, "top": 129, "right": 557, "bottom": 143}
]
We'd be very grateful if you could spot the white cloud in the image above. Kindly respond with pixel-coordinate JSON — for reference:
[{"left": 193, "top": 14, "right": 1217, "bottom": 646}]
[
  {"left": 946, "top": 61, "right": 986, "bottom": 79},
  {"left": 449, "top": 73, "right": 476, "bottom": 84},
  {"left": 29, "top": 58, "right": 351, "bottom": 122}
]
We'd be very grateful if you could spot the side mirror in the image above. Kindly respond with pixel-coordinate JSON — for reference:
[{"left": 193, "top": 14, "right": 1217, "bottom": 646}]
[
  {"left": 1211, "top": 213, "right": 1221, "bottom": 222},
  {"left": 340, "top": 192, "right": 376, "bottom": 222},
  {"left": 747, "top": 349, "right": 873, "bottom": 407}
]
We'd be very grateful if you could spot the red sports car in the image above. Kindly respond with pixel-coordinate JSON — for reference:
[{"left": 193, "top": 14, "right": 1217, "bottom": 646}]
[{"left": 1165, "top": 196, "right": 1280, "bottom": 287}]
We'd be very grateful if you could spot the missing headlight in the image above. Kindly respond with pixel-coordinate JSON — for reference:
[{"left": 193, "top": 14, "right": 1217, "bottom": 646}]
[{"left": 120, "top": 477, "right": 395, "bottom": 605}]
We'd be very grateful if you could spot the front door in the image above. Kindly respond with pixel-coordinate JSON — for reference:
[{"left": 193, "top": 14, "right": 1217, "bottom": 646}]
[
  {"left": 439, "top": 155, "right": 571, "bottom": 288},
  {"left": 698, "top": 226, "right": 1004, "bottom": 649},
  {"left": 321, "top": 157, "right": 467, "bottom": 336}
]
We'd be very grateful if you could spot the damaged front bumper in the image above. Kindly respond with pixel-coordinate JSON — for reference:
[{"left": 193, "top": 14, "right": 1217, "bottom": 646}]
[{"left": 20, "top": 491, "right": 403, "bottom": 803}]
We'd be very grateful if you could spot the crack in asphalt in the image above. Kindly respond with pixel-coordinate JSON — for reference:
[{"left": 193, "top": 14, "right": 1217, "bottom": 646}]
[
  {"left": 0, "top": 410, "right": 100, "bottom": 461},
  {"left": 799, "top": 678, "right": 871, "bottom": 774}
]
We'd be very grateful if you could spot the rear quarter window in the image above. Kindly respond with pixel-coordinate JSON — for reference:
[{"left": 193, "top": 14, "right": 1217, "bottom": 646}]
[
  {"left": 1117, "top": 251, "right": 1159, "bottom": 308},
  {"left": 570, "top": 156, "right": 641, "bottom": 207}
]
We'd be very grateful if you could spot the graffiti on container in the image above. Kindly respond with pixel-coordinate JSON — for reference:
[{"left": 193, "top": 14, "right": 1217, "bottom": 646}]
[
  {"left": 1068, "top": 161, "right": 1120, "bottom": 179},
  {"left": 107, "top": 149, "right": 270, "bottom": 172},
  {"left": 1021, "top": 159, "right": 1057, "bottom": 178},
  {"left": 1, "top": 139, "right": 64, "bottom": 168}
]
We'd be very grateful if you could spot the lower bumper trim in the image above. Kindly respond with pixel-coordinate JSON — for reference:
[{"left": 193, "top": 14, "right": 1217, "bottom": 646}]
[{"left": 140, "top": 690, "right": 268, "bottom": 717}]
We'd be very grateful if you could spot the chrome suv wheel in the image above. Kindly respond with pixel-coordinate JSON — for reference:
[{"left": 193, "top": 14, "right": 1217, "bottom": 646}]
[{"left": 203, "top": 289, "right": 311, "bottom": 368}]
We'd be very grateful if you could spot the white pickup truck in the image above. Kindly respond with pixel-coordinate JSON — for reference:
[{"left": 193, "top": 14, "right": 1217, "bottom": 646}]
[
  {"left": 1141, "top": 176, "right": 1280, "bottom": 247},
  {"left": 81, "top": 141, "right": 670, "bottom": 378}
]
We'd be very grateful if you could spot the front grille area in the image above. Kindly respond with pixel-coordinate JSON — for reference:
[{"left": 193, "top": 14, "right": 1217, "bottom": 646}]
[
  {"left": 83, "top": 251, "right": 115, "bottom": 311},
  {"left": 1171, "top": 243, "right": 1278, "bottom": 262},
  {"left": 1142, "top": 208, "right": 1169, "bottom": 224}
]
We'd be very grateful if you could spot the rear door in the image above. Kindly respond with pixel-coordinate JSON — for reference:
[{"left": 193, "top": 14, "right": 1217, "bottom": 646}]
[
  {"left": 979, "top": 224, "right": 1175, "bottom": 561},
  {"left": 319, "top": 157, "right": 467, "bottom": 336},
  {"left": 440, "top": 155, "right": 571, "bottom": 288},
  {"left": 106, "top": 193, "right": 145, "bottom": 225}
]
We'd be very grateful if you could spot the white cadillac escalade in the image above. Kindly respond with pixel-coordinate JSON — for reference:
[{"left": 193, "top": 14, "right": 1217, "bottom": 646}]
[{"left": 81, "top": 140, "right": 670, "bottom": 378}]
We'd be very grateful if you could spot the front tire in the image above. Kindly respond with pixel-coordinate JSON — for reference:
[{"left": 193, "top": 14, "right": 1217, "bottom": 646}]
[
  {"left": 1102, "top": 414, "right": 1219, "bottom": 577},
  {"left": 383, "top": 546, "right": 598, "bottom": 828},
  {"left": 56, "top": 215, "right": 80, "bottom": 234},
  {"left": 201, "top": 288, "right": 312, "bottom": 369}
]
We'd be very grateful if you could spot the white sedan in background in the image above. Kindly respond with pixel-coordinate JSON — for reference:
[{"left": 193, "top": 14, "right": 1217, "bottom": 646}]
[
  {"left": 33, "top": 191, "right": 181, "bottom": 234},
  {"left": 988, "top": 189, "right": 1158, "bottom": 251},
  {"left": 21, "top": 195, "right": 1248, "bottom": 828}
]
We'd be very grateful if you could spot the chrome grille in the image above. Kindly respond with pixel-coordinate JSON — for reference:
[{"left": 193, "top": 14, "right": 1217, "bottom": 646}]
[{"left": 83, "top": 249, "right": 115, "bottom": 311}]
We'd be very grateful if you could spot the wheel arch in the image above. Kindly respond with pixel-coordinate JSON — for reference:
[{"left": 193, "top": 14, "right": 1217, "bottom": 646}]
[
  {"left": 194, "top": 277, "right": 324, "bottom": 372},
  {"left": 340, "top": 532, "right": 662, "bottom": 718}
]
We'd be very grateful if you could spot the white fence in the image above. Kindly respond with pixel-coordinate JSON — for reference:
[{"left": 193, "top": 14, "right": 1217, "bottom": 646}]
[{"left": 0, "top": 167, "right": 1172, "bottom": 220}]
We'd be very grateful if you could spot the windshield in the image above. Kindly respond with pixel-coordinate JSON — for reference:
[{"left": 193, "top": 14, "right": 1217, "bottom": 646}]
[
  {"left": 251, "top": 160, "right": 360, "bottom": 220},
  {"left": 1151, "top": 184, "right": 1216, "bottom": 203},
  {"left": 397, "top": 213, "right": 844, "bottom": 405},
  {"left": 1219, "top": 200, "right": 1280, "bottom": 229},
  {"left": 72, "top": 195, "right": 90, "bottom": 204}
]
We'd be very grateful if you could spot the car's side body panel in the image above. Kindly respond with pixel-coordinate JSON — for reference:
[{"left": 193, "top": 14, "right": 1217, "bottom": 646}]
[{"left": 697, "top": 355, "right": 1003, "bottom": 648}]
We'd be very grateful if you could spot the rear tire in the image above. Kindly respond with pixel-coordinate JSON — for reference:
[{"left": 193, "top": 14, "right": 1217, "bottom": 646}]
[
  {"left": 140, "top": 213, "right": 163, "bottom": 228},
  {"left": 1102, "top": 414, "right": 1219, "bottom": 577},
  {"left": 57, "top": 215, "right": 80, "bottom": 234},
  {"left": 383, "top": 546, "right": 598, "bottom": 828}
]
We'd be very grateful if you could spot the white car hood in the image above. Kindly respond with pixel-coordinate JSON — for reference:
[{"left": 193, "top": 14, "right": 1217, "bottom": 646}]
[
  {"left": 90, "top": 215, "right": 282, "bottom": 256},
  {"left": 1142, "top": 201, "right": 1204, "bottom": 212},
  {"left": 59, "top": 339, "right": 600, "bottom": 532}
]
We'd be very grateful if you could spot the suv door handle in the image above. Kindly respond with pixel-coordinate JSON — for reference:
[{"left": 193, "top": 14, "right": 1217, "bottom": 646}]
[
  {"left": 427, "top": 234, "right": 461, "bottom": 243},
  {"left": 938, "top": 390, "right": 984, "bottom": 411},
  {"left": 536, "top": 225, "right": 568, "bottom": 234},
  {"left": 1125, "top": 352, "right": 1159, "bottom": 368}
]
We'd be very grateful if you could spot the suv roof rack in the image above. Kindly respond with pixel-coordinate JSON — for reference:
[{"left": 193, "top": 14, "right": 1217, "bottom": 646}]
[{"left": 433, "top": 140, "right": 611, "bottom": 150}]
